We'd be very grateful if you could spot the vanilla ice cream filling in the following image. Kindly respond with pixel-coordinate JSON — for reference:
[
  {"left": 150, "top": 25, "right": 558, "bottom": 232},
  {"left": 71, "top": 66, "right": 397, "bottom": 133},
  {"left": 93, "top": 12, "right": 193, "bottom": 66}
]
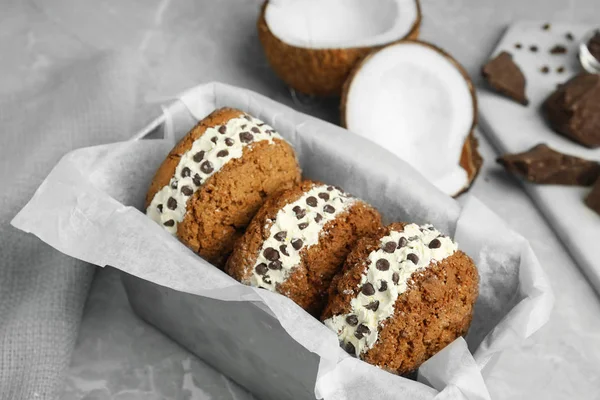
[
  {"left": 324, "top": 223, "right": 457, "bottom": 357},
  {"left": 249, "top": 184, "right": 356, "bottom": 291},
  {"left": 147, "top": 114, "right": 282, "bottom": 234}
]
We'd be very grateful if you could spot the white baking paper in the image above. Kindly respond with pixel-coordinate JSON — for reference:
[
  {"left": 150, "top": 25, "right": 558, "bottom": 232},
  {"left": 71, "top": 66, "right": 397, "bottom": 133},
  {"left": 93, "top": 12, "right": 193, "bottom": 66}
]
[{"left": 12, "top": 82, "right": 553, "bottom": 400}]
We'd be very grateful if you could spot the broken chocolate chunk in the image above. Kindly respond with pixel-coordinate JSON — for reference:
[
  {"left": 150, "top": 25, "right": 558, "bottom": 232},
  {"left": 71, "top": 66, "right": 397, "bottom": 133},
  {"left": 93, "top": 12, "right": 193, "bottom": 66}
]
[
  {"left": 482, "top": 51, "right": 529, "bottom": 106},
  {"left": 497, "top": 144, "right": 600, "bottom": 185},
  {"left": 550, "top": 45, "right": 567, "bottom": 55},
  {"left": 542, "top": 23, "right": 551, "bottom": 31},
  {"left": 542, "top": 73, "right": 600, "bottom": 148},
  {"left": 541, "top": 66, "right": 550, "bottom": 74},
  {"left": 515, "top": 43, "right": 522, "bottom": 49},
  {"left": 557, "top": 66, "right": 565, "bottom": 74},
  {"left": 585, "top": 178, "right": 600, "bottom": 215},
  {"left": 566, "top": 32, "right": 575, "bottom": 41},
  {"left": 588, "top": 30, "right": 600, "bottom": 61},
  {"left": 530, "top": 45, "right": 538, "bottom": 52}
]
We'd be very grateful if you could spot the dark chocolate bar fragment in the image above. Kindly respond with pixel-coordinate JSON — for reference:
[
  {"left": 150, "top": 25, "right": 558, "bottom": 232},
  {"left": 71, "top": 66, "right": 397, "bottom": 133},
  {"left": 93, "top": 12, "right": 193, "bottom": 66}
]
[
  {"left": 497, "top": 144, "right": 600, "bottom": 185},
  {"left": 482, "top": 51, "right": 529, "bottom": 106}
]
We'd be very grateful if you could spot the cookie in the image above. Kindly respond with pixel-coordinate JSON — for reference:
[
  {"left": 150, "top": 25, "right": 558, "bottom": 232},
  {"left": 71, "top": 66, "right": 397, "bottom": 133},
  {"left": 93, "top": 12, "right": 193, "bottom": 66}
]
[
  {"left": 322, "top": 222, "right": 479, "bottom": 375},
  {"left": 225, "top": 180, "right": 382, "bottom": 316},
  {"left": 146, "top": 107, "right": 301, "bottom": 267}
]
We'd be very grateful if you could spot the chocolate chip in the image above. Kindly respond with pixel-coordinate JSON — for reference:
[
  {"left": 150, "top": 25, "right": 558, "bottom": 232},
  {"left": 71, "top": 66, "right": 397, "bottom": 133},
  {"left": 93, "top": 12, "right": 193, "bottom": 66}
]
[
  {"left": 566, "top": 32, "right": 574, "bottom": 41},
  {"left": 365, "top": 301, "right": 380, "bottom": 311},
  {"left": 200, "top": 161, "right": 214, "bottom": 174},
  {"left": 241, "top": 124, "right": 247, "bottom": 129},
  {"left": 239, "top": 131, "right": 254, "bottom": 143},
  {"left": 346, "top": 315, "right": 359, "bottom": 326},
  {"left": 354, "top": 324, "right": 370, "bottom": 339},
  {"left": 379, "top": 281, "right": 388, "bottom": 292},
  {"left": 542, "top": 23, "right": 551, "bottom": 30},
  {"left": 407, "top": 253, "right": 419, "bottom": 264},
  {"left": 170, "top": 180, "right": 178, "bottom": 189},
  {"left": 244, "top": 115, "right": 252, "bottom": 121},
  {"left": 279, "top": 244, "right": 289, "bottom": 257},
  {"left": 211, "top": 136, "right": 218, "bottom": 144},
  {"left": 164, "top": 219, "right": 175, "bottom": 227},
  {"left": 530, "top": 45, "right": 538, "bottom": 52},
  {"left": 428, "top": 226, "right": 435, "bottom": 231},
  {"left": 192, "top": 174, "right": 202, "bottom": 186},
  {"left": 318, "top": 192, "right": 330, "bottom": 201},
  {"left": 541, "top": 66, "right": 550, "bottom": 74},
  {"left": 255, "top": 263, "right": 268, "bottom": 275},
  {"left": 383, "top": 241, "right": 396, "bottom": 253},
  {"left": 392, "top": 272, "right": 400, "bottom": 285},
  {"left": 429, "top": 239, "right": 441, "bottom": 249},
  {"left": 274, "top": 231, "right": 287, "bottom": 242},
  {"left": 291, "top": 239, "right": 303, "bottom": 250},
  {"left": 167, "top": 197, "right": 177, "bottom": 210},
  {"left": 251, "top": 127, "right": 260, "bottom": 133},
  {"left": 557, "top": 66, "right": 565, "bottom": 73},
  {"left": 314, "top": 213, "right": 323, "bottom": 223},
  {"left": 218, "top": 125, "right": 227, "bottom": 134},
  {"left": 181, "top": 185, "right": 193, "bottom": 196},
  {"left": 257, "top": 123, "right": 265, "bottom": 127},
  {"left": 263, "top": 276, "right": 272, "bottom": 284},
  {"left": 306, "top": 196, "right": 318, "bottom": 207},
  {"left": 157, "top": 204, "right": 163, "bottom": 213},
  {"left": 217, "top": 150, "right": 229, "bottom": 157},
  {"left": 268, "top": 260, "right": 282, "bottom": 270},
  {"left": 345, "top": 342, "right": 356, "bottom": 356},
  {"left": 225, "top": 138, "right": 235, "bottom": 146},
  {"left": 323, "top": 205, "right": 335, "bottom": 214},
  {"left": 298, "top": 222, "right": 309, "bottom": 230},
  {"left": 550, "top": 45, "right": 567, "bottom": 55},
  {"left": 263, "top": 247, "right": 279, "bottom": 261},
  {"left": 181, "top": 167, "right": 191, "bottom": 178},
  {"left": 515, "top": 43, "right": 522, "bottom": 49},
  {"left": 361, "top": 283, "right": 375, "bottom": 296},
  {"left": 327, "top": 186, "right": 334, "bottom": 191},
  {"left": 376, "top": 259, "right": 390, "bottom": 271},
  {"left": 398, "top": 237, "right": 408, "bottom": 248},
  {"left": 193, "top": 151, "right": 205, "bottom": 162},
  {"left": 292, "top": 206, "right": 306, "bottom": 219}
]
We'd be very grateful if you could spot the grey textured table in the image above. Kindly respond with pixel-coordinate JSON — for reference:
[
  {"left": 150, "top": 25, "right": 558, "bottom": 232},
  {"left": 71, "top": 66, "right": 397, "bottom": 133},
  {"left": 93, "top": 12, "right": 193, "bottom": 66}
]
[{"left": 3, "top": 0, "right": 599, "bottom": 399}]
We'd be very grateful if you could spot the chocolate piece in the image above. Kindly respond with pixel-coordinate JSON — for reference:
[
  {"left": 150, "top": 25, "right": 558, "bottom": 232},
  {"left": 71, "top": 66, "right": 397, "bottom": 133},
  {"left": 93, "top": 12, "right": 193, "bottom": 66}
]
[
  {"left": 497, "top": 144, "right": 600, "bottom": 185},
  {"left": 192, "top": 174, "right": 202, "bottom": 187},
  {"left": 263, "top": 276, "right": 272, "bottom": 285},
  {"left": 482, "top": 51, "right": 529, "bottom": 106},
  {"left": 291, "top": 239, "right": 303, "bottom": 250},
  {"left": 239, "top": 131, "right": 254, "bottom": 143},
  {"left": 407, "top": 253, "right": 419, "bottom": 264},
  {"left": 251, "top": 127, "right": 260, "bottom": 133},
  {"left": 383, "top": 241, "right": 397, "bottom": 253},
  {"left": 181, "top": 167, "right": 191, "bottom": 178},
  {"left": 323, "top": 204, "right": 335, "bottom": 214},
  {"left": 217, "top": 150, "right": 229, "bottom": 157},
  {"left": 210, "top": 136, "right": 218, "bottom": 144},
  {"left": 181, "top": 185, "right": 193, "bottom": 196},
  {"left": 274, "top": 231, "right": 287, "bottom": 242},
  {"left": 530, "top": 45, "right": 538, "bottom": 52},
  {"left": 292, "top": 206, "right": 306, "bottom": 219},
  {"left": 557, "top": 66, "right": 565, "bottom": 74},
  {"left": 157, "top": 204, "right": 163, "bottom": 213},
  {"left": 376, "top": 259, "right": 390, "bottom": 271},
  {"left": 163, "top": 219, "right": 175, "bottom": 227},
  {"left": 225, "top": 138, "right": 235, "bottom": 147},
  {"left": 255, "top": 263, "right": 268, "bottom": 275},
  {"left": 298, "top": 222, "right": 309, "bottom": 230},
  {"left": 585, "top": 178, "right": 600, "bottom": 215},
  {"left": 318, "top": 192, "right": 330, "bottom": 201},
  {"left": 566, "top": 32, "right": 575, "bottom": 41},
  {"left": 167, "top": 197, "right": 177, "bottom": 210},
  {"left": 429, "top": 239, "right": 441, "bottom": 249},
  {"left": 200, "top": 161, "right": 214, "bottom": 174},
  {"left": 268, "top": 261, "right": 282, "bottom": 270},
  {"left": 398, "top": 237, "right": 408, "bottom": 248},
  {"left": 379, "top": 280, "right": 388, "bottom": 292},
  {"left": 542, "top": 73, "right": 600, "bottom": 148},
  {"left": 355, "top": 324, "right": 370, "bottom": 339},
  {"left": 218, "top": 125, "right": 227, "bottom": 134},
  {"left": 345, "top": 342, "right": 356, "bottom": 356},
  {"left": 550, "top": 45, "right": 567, "bottom": 55},
  {"left": 392, "top": 272, "right": 400, "bottom": 285},
  {"left": 170, "top": 180, "right": 178, "bottom": 189},
  {"left": 365, "top": 301, "right": 380, "bottom": 311},
  {"left": 264, "top": 247, "right": 280, "bottom": 261},
  {"left": 244, "top": 115, "right": 252, "bottom": 121},
  {"left": 346, "top": 315, "right": 359, "bottom": 326},
  {"left": 515, "top": 43, "right": 522, "bottom": 49},
  {"left": 588, "top": 30, "right": 600, "bottom": 61},
  {"left": 327, "top": 186, "right": 334, "bottom": 191},
  {"left": 306, "top": 196, "right": 318, "bottom": 207},
  {"left": 314, "top": 213, "right": 323, "bottom": 223},
  {"left": 542, "top": 23, "right": 551, "bottom": 30},
  {"left": 361, "top": 283, "right": 375, "bottom": 296},
  {"left": 193, "top": 151, "right": 205, "bottom": 162},
  {"left": 541, "top": 66, "right": 550, "bottom": 74},
  {"left": 279, "top": 244, "right": 289, "bottom": 257}
]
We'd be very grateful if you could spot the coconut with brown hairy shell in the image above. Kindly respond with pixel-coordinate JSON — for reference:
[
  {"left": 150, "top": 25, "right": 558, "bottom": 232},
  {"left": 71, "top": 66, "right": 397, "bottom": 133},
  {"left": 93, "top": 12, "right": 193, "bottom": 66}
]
[
  {"left": 257, "top": 0, "right": 421, "bottom": 96},
  {"left": 341, "top": 40, "right": 482, "bottom": 196}
]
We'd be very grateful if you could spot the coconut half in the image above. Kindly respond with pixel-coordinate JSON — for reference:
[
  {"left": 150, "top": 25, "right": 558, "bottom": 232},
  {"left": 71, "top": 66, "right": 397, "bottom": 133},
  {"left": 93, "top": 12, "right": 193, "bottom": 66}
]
[
  {"left": 341, "top": 41, "right": 481, "bottom": 196},
  {"left": 258, "top": 0, "right": 421, "bottom": 96}
]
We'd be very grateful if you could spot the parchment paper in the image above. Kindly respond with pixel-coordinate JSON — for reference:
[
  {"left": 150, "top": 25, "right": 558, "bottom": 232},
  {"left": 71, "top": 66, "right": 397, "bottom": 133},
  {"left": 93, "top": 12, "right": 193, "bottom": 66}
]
[{"left": 12, "top": 82, "right": 553, "bottom": 400}]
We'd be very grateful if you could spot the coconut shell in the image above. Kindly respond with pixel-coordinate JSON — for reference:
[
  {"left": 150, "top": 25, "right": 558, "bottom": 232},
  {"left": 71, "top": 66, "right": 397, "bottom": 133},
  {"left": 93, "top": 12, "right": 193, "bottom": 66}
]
[
  {"left": 340, "top": 40, "right": 482, "bottom": 197},
  {"left": 257, "top": 0, "right": 421, "bottom": 97}
]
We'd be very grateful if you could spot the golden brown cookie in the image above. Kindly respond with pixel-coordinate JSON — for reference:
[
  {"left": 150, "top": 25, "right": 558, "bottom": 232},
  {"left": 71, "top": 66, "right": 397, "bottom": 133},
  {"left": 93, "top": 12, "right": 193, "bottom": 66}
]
[
  {"left": 145, "top": 107, "right": 301, "bottom": 267},
  {"left": 322, "top": 222, "right": 479, "bottom": 375},
  {"left": 225, "top": 180, "right": 382, "bottom": 316}
]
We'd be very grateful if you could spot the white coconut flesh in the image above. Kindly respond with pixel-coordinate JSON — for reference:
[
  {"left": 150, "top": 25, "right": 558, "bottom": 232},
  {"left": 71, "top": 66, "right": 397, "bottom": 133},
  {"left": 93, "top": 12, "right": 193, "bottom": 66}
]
[
  {"left": 264, "top": 0, "right": 418, "bottom": 49},
  {"left": 344, "top": 42, "right": 475, "bottom": 196}
]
